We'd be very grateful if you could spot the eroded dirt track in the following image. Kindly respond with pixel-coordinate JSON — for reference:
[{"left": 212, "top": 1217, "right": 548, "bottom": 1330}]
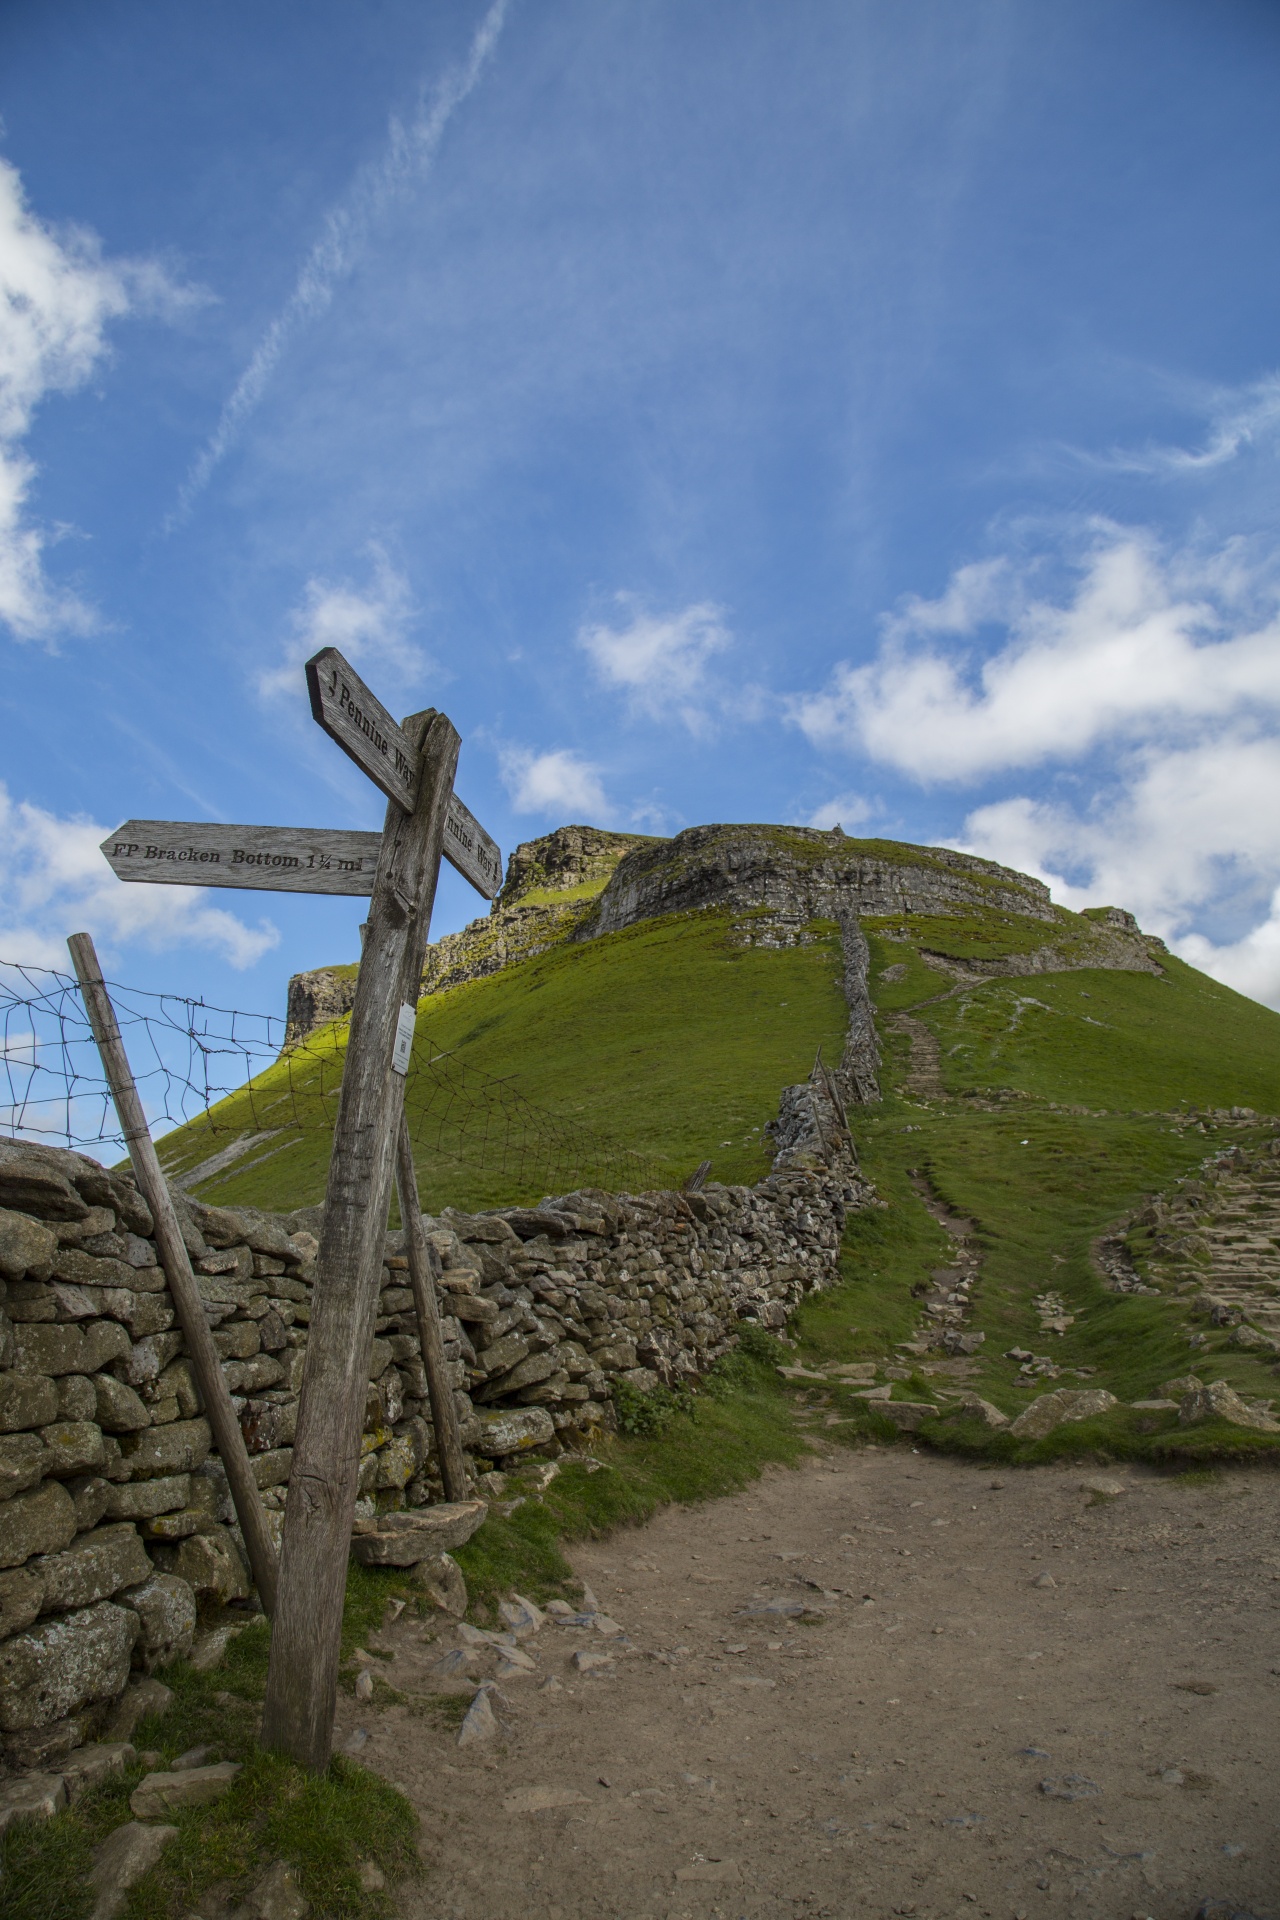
[{"left": 346, "top": 1448, "right": 1280, "bottom": 1920}]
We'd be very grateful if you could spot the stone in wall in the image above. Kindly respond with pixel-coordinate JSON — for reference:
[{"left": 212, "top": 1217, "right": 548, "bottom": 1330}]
[{"left": 0, "top": 1084, "right": 870, "bottom": 1775}]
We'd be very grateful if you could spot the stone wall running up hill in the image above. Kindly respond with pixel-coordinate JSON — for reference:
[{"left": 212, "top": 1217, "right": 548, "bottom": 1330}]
[{"left": 0, "top": 1115, "right": 868, "bottom": 1771}]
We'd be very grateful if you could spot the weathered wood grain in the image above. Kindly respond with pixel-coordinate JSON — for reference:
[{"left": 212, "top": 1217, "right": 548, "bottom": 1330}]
[
  {"left": 100, "top": 821, "right": 383, "bottom": 896},
  {"left": 65, "top": 932, "right": 279, "bottom": 1617},
  {"left": 395, "top": 1116, "right": 471, "bottom": 1502},
  {"left": 442, "top": 791, "right": 502, "bottom": 899},
  {"left": 305, "top": 647, "right": 419, "bottom": 812},
  {"left": 261, "top": 708, "right": 461, "bottom": 1771},
  {"left": 305, "top": 648, "right": 502, "bottom": 898}
]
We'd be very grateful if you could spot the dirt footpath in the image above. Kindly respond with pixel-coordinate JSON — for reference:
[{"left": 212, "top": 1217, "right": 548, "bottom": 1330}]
[{"left": 344, "top": 1447, "right": 1280, "bottom": 1920}]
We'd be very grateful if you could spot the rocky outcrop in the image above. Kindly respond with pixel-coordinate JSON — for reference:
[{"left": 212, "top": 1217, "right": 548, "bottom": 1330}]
[
  {"left": 284, "top": 828, "right": 653, "bottom": 1045},
  {"left": 422, "top": 825, "right": 657, "bottom": 997},
  {"left": 283, "top": 965, "right": 357, "bottom": 1049},
  {"left": 577, "top": 824, "right": 1057, "bottom": 943},
  {"left": 282, "top": 823, "right": 1163, "bottom": 1049}
]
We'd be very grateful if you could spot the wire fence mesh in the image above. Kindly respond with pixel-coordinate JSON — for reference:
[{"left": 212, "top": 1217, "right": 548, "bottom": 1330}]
[{"left": 0, "top": 958, "right": 669, "bottom": 1210}]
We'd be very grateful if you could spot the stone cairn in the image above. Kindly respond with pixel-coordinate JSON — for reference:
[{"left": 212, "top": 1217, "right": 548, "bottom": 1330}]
[{"left": 0, "top": 1112, "right": 868, "bottom": 1776}]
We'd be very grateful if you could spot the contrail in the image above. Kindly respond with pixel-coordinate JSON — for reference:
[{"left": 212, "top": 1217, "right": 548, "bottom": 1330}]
[{"left": 170, "top": 0, "right": 508, "bottom": 524}]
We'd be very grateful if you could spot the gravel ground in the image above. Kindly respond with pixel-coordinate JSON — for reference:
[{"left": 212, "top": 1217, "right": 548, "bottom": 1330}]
[{"left": 341, "top": 1444, "right": 1280, "bottom": 1920}]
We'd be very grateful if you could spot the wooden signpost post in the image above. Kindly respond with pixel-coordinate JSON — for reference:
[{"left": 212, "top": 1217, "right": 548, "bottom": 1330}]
[{"left": 96, "top": 648, "right": 502, "bottom": 1769}]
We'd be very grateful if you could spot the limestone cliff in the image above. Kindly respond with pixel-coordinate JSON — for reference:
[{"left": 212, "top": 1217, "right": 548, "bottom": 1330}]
[{"left": 282, "top": 820, "right": 1162, "bottom": 1049}]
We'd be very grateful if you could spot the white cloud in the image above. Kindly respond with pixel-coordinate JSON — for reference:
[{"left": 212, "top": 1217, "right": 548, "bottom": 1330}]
[
  {"left": 1178, "top": 893, "right": 1280, "bottom": 1009},
  {"left": 958, "top": 734, "right": 1280, "bottom": 1008},
  {"left": 0, "top": 157, "right": 198, "bottom": 643},
  {"left": 498, "top": 747, "right": 608, "bottom": 820},
  {"left": 579, "top": 597, "right": 733, "bottom": 735},
  {"left": 806, "top": 793, "right": 874, "bottom": 832},
  {"left": 258, "top": 546, "right": 424, "bottom": 701},
  {"left": 791, "top": 526, "right": 1280, "bottom": 782},
  {"left": 0, "top": 783, "right": 279, "bottom": 973},
  {"left": 175, "top": 0, "right": 508, "bottom": 516}
]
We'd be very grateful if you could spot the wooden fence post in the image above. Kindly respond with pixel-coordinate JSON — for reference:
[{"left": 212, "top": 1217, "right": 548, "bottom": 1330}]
[
  {"left": 394, "top": 1116, "right": 471, "bottom": 1502},
  {"left": 66, "top": 932, "right": 280, "bottom": 1616},
  {"left": 261, "top": 709, "right": 459, "bottom": 1770}
]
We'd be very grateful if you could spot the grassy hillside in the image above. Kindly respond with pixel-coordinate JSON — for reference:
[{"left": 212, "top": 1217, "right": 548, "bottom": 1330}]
[
  {"left": 788, "top": 918, "right": 1280, "bottom": 1461},
  {"left": 159, "top": 912, "right": 849, "bottom": 1211},
  {"left": 155, "top": 842, "right": 1280, "bottom": 1457}
]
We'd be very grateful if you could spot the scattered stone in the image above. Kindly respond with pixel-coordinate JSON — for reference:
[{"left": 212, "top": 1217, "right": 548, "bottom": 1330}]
[
  {"left": 1178, "top": 1380, "right": 1280, "bottom": 1432},
  {"left": 88, "top": 1821, "right": 178, "bottom": 1920},
  {"left": 495, "top": 1648, "right": 538, "bottom": 1679},
  {"left": 571, "top": 1649, "right": 615, "bottom": 1675},
  {"left": 240, "top": 1859, "right": 310, "bottom": 1920},
  {"left": 497, "top": 1593, "right": 545, "bottom": 1638},
  {"left": 502, "top": 1784, "right": 590, "bottom": 1811},
  {"left": 354, "top": 1669, "right": 374, "bottom": 1701},
  {"left": 942, "top": 1394, "right": 1009, "bottom": 1429},
  {"left": 456, "top": 1684, "right": 500, "bottom": 1746},
  {"left": 130, "top": 1759, "right": 241, "bottom": 1818},
  {"left": 62, "top": 1742, "right": 136, "bottom": 1801},
  {"left": 410, "top": 1551, "right": 468, "bottom": 1618},
  {"left": 428, "top": 1647, "right": 479, "bottom": 1681},
  {"left": 340, "top": 1727, "right": 369, "bottom": 1755},
  {"left": 188, "top": 1622, "right": 247, "bottom": 1672},
  {"left": 1039, "top": 1774, "right": 1101, "bottom": 1801},
  {"left": 172, "top": 1744, "right": 214, "bottom": 1769},
  {"left": 0, "top": 1770, "right": 66, "bottom": 1837},
  {"left": 103, "top": 1676, "right": 172, "bottom": 1743},
  {"left": 1008, "top": 1388, "right": 1118, "bottom": 1441},
  {"left": 1030, "top": 1573, "right": 1057, "bottom": 1589},
  {"left": 1080, "top": 1476, "right": 1126, "bottom": 1497}
]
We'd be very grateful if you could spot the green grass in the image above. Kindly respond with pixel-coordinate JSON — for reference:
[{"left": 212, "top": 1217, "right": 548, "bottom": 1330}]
[
  {"left": 0, "top": 1594, "right": 420, "bottom": 1920},
  {"left": 158, "top": 911, "right": 849, "bottom": 1212}
]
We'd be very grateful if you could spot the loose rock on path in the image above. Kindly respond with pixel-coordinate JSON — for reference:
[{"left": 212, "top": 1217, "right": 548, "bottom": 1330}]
[{"left": 340, "top": 1446, "right": 1280, "bottom": 1919}]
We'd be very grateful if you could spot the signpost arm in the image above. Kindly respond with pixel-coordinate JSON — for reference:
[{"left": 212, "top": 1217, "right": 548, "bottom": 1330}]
[
  {"left": 394, "top": 1118, "right": 471, "bottom": 1502},
  {"left": 262, "top": 709, "right": 460, "bottom": 1770},
  {"left": 66, "top": 932, "right": 280, "bottom": 1617}
]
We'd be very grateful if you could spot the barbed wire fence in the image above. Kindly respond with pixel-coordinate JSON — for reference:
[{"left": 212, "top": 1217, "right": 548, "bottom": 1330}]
[{"left": 0, "top": 958, "right": 670, "bottom": 1210}]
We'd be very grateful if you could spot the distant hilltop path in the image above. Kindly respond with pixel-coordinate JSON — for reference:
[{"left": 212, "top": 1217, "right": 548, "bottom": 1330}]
[{"left": 285, "top": 821, "right": 1163, "bottom": 1047}]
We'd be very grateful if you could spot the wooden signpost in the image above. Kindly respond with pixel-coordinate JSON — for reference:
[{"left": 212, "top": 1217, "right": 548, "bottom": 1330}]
[{"left": 95, "top": 647, "right": 502, "bottom": 1769}]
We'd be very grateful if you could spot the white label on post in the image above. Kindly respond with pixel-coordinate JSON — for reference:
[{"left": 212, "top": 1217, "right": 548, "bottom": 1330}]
[{"left": 391, "top": 1002, "right": 417, "bottom": 1076}]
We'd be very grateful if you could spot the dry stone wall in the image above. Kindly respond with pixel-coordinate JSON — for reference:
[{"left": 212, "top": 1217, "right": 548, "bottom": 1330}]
[{"left": 0, "top": 1123, "right": 868, "bottom": 1773}]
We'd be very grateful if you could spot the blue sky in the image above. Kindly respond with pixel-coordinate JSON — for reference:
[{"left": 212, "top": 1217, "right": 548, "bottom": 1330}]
[{"left": 3, "top": 0, "right": 1280, "bottom": 1020}]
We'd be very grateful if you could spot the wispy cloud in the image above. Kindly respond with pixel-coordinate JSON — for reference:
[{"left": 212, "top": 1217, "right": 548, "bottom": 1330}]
[
  {"left": 172, "top": 0, "right": 508, "bottom": 521},
  {"left": 0, "top": 783, "right": 279, "bottom": 972},
  {"left": 579, "top": 596, "right": 737, "bottom": 736},
  {"left": 498, "top": 746, "right": 608, "bottom": 820},
  {"left": 0, "top": 157, "right": 198, "bottom": 644},
  {"left": 1086, "top": 372, "right": 1280, "bottom": 478},
  {"left": 258, "top": 545, "right": 425, "bottom": 702}
]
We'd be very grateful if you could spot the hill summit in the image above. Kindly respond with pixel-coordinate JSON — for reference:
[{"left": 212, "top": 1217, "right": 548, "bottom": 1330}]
[{"left": 286, "top": 821, "right": 1161, "bottom": 1047}]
